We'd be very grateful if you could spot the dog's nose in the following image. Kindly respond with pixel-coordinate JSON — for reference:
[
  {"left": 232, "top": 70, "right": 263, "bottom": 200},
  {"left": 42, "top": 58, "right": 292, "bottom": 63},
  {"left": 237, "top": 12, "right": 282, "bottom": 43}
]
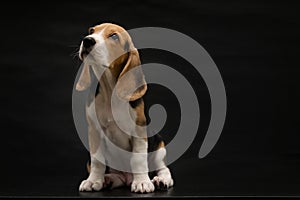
[{"left": 83, "top": 37, "right": 96, "bottom": 48}]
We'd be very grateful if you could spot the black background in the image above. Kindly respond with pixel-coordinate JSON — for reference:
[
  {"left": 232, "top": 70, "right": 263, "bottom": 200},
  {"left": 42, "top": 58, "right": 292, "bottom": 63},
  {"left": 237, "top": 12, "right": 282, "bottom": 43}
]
[{"left": 0, "top": 0, "right": 299, "bottom": 198}]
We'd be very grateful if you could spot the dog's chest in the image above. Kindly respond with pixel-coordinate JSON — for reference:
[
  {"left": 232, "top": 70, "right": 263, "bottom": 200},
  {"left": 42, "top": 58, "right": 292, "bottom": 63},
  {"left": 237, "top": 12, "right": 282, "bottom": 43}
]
[
  {"left": 87, "top": 95, "right": 135, "bottom": 151},
  {"left": 86, "top": 70, "right": 138, "bottom": 151}
]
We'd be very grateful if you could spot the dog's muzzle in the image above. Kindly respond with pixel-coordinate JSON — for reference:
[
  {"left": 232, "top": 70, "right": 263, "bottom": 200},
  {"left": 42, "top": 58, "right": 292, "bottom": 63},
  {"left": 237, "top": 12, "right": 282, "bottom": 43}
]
[{"left": 80, "top": 36, "right": 96, "bottom": 59}]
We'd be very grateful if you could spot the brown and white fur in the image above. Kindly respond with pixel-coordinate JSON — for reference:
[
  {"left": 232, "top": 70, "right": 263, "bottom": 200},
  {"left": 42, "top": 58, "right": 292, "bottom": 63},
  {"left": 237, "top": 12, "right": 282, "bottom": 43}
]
[{"left": 76, "top": 23, "right": 173, "bottom": 193}]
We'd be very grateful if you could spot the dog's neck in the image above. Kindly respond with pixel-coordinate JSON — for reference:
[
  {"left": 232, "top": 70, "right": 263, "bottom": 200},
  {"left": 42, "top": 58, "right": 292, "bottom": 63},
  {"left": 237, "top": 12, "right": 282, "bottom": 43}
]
[
  {"left": 98, "top": 69, "right": 116, "bottom": 101},
  {"left": 91, "top": 57, "right": 127, "bottom": 103},
  {"left": 92, "top": 66, "right": 117, "bottom": 102}
]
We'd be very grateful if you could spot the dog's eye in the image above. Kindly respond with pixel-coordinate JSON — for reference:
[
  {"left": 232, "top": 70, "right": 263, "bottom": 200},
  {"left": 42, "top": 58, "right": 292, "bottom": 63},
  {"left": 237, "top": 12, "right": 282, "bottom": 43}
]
[
  {"left": 109, "top": 33, "right": 119, "bottom": 41},
  {"left": 88, "top": 28, "right": 95, "bottom": 34}
]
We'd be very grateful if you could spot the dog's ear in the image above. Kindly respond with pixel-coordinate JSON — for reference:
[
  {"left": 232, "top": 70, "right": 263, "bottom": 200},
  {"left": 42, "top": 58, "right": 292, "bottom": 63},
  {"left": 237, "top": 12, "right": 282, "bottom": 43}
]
[
  {"left": 76, "top": 63, "right": 91, "bottom": 91},
  {"left": 116, "top": 49, "right": 147, "bottom": 101}
]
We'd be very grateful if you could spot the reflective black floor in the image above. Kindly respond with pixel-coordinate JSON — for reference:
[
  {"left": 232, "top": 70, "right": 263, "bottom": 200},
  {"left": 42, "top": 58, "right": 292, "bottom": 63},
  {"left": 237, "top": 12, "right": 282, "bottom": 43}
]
[{"left": 1, "top": 155, "right": 300, "bottom": 198}]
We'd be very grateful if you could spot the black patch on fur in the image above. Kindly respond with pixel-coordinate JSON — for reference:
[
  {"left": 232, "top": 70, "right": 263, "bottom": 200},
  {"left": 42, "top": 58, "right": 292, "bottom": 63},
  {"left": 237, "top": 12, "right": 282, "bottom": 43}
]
[
  {"left": 147, "top": 134, "right": 163, "bottom": 153},
  {"left": 95, "top": 82, "right": 100, "bottom": 96},
  {"left": 129, "top": 98, "right": 142, "bottom": 108}
]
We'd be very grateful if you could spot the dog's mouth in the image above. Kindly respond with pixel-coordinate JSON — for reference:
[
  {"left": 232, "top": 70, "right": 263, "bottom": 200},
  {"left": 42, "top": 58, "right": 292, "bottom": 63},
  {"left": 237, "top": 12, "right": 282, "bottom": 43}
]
[
  {"left": 79, "top": 43, "right": 95, "bottom": 60},
  {"left": 79, "top": 49, "right": 90, "bottom": 60},
  {"left": 79, "top": 50, "right": 109, "bottom": 69},
  {"left": 79, "top": 45, "right": 109, "bottom": 69}
]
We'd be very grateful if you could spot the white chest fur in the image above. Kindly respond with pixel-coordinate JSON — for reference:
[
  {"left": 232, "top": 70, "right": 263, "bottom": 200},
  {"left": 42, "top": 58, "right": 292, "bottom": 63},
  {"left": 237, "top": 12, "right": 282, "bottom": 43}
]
[
  {"left": 86, "top": 70, "right": 136, "bottom": 153},
  {"left": 87, "top": 98, "right": 134, "bottom": 152}
]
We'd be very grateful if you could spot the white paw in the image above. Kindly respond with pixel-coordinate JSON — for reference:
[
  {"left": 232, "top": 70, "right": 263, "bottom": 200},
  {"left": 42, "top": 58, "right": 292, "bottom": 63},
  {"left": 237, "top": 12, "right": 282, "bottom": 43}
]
[
  {"left": 79, "top": 179, "right": 104, "bottom": 192},
  {"left": 131, "top": 179, "right": 155, "bottom": 193},
  {"left": 152, "top": 176, "right": 174, "bottom": 190}
]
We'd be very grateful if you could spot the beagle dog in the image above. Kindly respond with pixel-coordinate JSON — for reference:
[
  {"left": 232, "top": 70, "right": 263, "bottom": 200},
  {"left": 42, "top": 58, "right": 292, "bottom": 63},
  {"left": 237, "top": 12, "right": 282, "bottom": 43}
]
[{"left": 76, "top": 23, "right": 173, "bottom": 193}]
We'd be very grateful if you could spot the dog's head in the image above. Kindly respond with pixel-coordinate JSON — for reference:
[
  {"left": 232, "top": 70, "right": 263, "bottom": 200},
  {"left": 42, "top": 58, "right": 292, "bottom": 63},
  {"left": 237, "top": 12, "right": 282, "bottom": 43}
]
[{"left": 76, "top": 23, "right": 147, "bottom": 101}]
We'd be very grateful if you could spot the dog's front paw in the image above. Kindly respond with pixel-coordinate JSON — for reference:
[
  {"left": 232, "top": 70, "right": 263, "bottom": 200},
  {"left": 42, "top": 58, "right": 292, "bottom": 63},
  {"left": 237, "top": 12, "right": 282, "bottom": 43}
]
[
  {"left": 79, "top": 179, "right": 104, "bottom": 192},
  {"left": 152, "top": 176, "right": 174, "bottom": 191},
  {"left": 131, "top": 178, "right": 155, "bottom": 193}
]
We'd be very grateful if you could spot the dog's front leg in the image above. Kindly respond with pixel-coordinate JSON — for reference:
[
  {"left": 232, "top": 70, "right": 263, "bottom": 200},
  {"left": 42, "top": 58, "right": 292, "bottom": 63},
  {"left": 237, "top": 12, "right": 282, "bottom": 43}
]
[
  {"left": 79, "top": 123, "right": 106, "bottom": 192},
  {"left": 79, "top": 156, "right": 106, "bottom": 192},
  {"left": 130, "top": 127, "right": 155, "bottom": 193}
]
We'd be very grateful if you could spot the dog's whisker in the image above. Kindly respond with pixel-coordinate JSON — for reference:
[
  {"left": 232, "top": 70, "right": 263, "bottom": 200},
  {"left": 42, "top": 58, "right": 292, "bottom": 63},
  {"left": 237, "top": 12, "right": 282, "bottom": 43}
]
[
  {"left": 70, "top": 45, "right": 81, "bottom": 59},
  {"left": 70, "top": 51, "right": 80, "bottom": 59}
]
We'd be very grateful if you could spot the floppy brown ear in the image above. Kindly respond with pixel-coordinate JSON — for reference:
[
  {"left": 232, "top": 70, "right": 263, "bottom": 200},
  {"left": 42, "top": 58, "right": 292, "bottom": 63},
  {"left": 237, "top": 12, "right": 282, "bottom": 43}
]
[
  {"left": 76, "top": 63, "right": 91, "bottom": 91},
  {"left": 116, "top": 49, "right": 147, "bottom": 101}
]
